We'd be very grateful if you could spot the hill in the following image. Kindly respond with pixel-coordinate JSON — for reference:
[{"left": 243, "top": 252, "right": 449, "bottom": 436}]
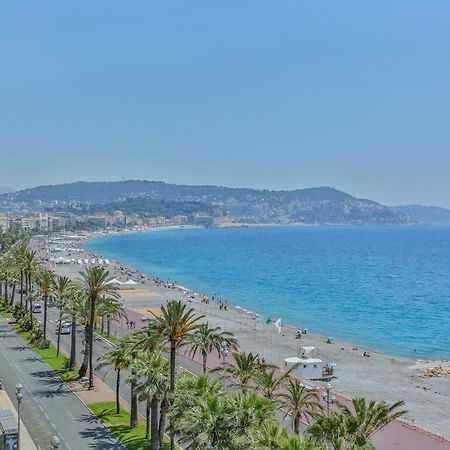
[
  {"left": 392, "top": 205, "right": 450, "bottom": 225},
  {"left": 0, "top": 180, "right": 411, "bottom": 225}
]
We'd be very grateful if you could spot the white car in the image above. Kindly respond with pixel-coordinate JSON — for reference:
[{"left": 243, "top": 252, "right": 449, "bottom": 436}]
[
  {"left": 57, "top": 323, "right": 71, "bottom": 335},
  {"left": 33, "top": 303, "right": 42, "bottom": 313}
]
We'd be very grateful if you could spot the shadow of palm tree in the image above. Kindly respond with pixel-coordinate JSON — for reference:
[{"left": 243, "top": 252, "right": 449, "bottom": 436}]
[{"left": 31, "top": 385, "right": 69, "bottom": 398}]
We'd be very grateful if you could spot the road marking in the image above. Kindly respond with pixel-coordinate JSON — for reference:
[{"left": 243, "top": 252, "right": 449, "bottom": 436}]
[{"left": 67, "top": 411, "right": 75, "bottom": 420}]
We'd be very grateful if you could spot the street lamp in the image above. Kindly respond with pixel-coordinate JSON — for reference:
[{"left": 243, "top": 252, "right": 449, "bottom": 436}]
[
  {"left": 50, "top": 435, "right": 61, "bottom": 449},
  {"left": 15, "top": 384, "right": 23, "bottom": 449},
  {"left": 322, "top": 382, "right": 335, "bottom": 416}
]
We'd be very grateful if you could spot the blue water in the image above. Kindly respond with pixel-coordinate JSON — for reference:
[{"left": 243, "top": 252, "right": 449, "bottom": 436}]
[{"left": 86, "top": 226, "right": 450, "bottom": 359}]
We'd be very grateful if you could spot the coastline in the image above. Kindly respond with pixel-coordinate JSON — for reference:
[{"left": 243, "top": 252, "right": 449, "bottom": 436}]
[{"left": 48, "top": 229, "right": 450, "bottom": 438}]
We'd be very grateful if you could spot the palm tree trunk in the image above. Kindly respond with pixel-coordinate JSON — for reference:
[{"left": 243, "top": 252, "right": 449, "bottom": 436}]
[
  {"left": 130, "top": 375, "right": 138, "bottom": 428},
  {"left": 107, "top": 318, "right": 110, "bottom": 337},
  {"left": 4, "top": 282, "right": 7, "bottom": 307},
  {"left": 88, "top": 296, "right": 96, "bottom": 389},
  {"left": 294, "top": 414, "right": 300, "bottom": 434},
  {"left": 20, "top": 270, "right": 23, "bottom": 306},
  {"left": 169, "top": 341, "right": 176, "bottom": 450},
  {"left": 56, "top": 306, "right": 62, "bottom": 357},
  {"left": 69, "top": 316, "right": 77, "bottom": 370},
  {"left": 145, "top": 399, "right": 150, "bottom": 440},
  {"left": 79, "top": 323, "right": 90, "bottom": 378},
  {"left": 43, "top": 295, "right": 48, "bottom": 340},
  {"left": 158, "top": 399, "right": 167, "bottom": 450},
  {"left": 116, "top": 369, "right": 121, "bottom": 414},
  {"left": 10, "top": 285, "right": 16, "bottom": 306},
  {"left": 151, "top": 396, "right": 159, "bottom": 449},
  {"left": 202, "top": 350, "right": 207, "bottom": 375}
]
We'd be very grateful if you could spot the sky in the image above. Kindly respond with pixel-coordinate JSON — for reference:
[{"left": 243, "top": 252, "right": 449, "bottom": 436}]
[{"left": 1, "top": 1, "right": 450, "bottom": 206}]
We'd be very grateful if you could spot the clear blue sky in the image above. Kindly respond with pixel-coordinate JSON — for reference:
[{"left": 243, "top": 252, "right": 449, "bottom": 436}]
[{"left": 1, "top": 1, "right": 449, "bottom": 206}]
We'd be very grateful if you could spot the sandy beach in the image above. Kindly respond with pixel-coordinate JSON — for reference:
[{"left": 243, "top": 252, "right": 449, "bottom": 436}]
[{"left": 46, "top": 232, "right": 450, "bottom": 439}]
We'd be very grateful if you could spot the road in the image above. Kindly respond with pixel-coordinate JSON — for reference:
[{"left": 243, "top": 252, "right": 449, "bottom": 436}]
[{"left": 0, "top": 318, "right": 123, "bottom": 450}]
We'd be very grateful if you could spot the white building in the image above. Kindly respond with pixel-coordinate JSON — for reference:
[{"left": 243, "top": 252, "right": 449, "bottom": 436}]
[{"left": 0, "top": 213, "right": 9, "bottom": 231}]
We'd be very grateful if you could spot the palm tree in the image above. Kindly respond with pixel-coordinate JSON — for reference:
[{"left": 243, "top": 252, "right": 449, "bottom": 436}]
[
  {"left": 219, "top": 351, "right": 268, "bottom": 393},
  {"left": 280, "top": 435, "right": 327, "bottom": 450},
  {"left": 97, "top": 297, "right": 125, "bottom": 337},
  {"left": 307, "top": 398, "right": 406, "bottom": 450},
  {"left": 254, "top": 367, "right": 290, "bottom": 402},
  {"left": 65, "top": 289, "right": 87, "bottom": 370},
  {"left": 12, "top": 241, "right": 27, "bottom": 307},
  {"left": 21, "top": 248, "right": 39, "bottom": 313},
  {"left": 186, "top": 322, "right": 238, "bottom": 374},
  {"left": 53, "top": 276, "right": 75, "bottom": 356},
  {"left": 36, "top": 269, "right": 55, "bottom": 340},
  {"left": 79, "top": 267, "right": 119, "bottom": 389},
  {"left": 96, "top": 335, "right": 133, "bottom": 414},
  {"left": 174, "top": 393, "right": 232, "bottom": 449},
  {"left": 146, "top": 300, "right": 203, "bottom": 450},
  {"left": 129, "top": 352, "right": 170, "bottom": 449},
  {"left": 283, "top": 380, "right": 323, "bottom": 434}
]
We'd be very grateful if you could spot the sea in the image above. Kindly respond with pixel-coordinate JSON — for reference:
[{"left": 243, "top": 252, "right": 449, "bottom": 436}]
[{"left": 86, "top": 225, "right": 450, "bottom": 360}]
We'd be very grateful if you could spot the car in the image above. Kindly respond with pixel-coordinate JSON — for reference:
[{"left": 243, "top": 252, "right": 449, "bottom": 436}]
[
  {"left": 33, "top": 303, "right": 42, "bottom": 313},
  {"left": 57, "top": 323, "right": 71, "bottom": 335}
]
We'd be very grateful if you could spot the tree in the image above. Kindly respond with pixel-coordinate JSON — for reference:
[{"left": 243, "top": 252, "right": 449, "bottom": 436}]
[
  {"left": 146, "top": 300, "right": 203, "bottom": 450},
  {"left": 282, "top": 380, "right": 323, "bottom": 434},
  {"left": 65, "top": 289, "right": 87, "bottom": 370},
  {"left": 307, "top": 398, "right": 406, "bottom": 450},
  {"left": 219, "top": 351, "right": 269, "bottom": 393},
  {"left": 129, "top": 352, "right": 170, "bottom": 449},
  {"left": 254, "top": 367, "right": 290, "bottom": 402},
  {"left": 53, "top": 276, "right": 75, "bottom": 356},
  {"left": 96, "top": 336, "right": 133, "bottom": 415},
  {"left": 36, "top": 269, "right": 54, "bottom": 341},
  {"left": 78, "top": 267, "right": 119, "bottom": 389},
  {"left": 186, "top": 322, "right": 238, "bottom": 374}
]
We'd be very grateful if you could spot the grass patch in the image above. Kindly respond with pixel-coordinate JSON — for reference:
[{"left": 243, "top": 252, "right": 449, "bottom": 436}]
[
  {"left": 88, "top": 401, "right": 170, "bottom": 450},
  {"left": 13, "top": 325, "right": 78, "bottom": 382},
  {"left": 0, "top": 305, "right": 12, "bottom": 318}
]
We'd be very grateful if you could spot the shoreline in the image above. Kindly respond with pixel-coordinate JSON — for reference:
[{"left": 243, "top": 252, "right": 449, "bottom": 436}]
[
  {"left": 84, "top": 226, "right": 442, "bottom": 361},
  {"left": 46, "top": 230, "right": 450, "bottom": 438}
]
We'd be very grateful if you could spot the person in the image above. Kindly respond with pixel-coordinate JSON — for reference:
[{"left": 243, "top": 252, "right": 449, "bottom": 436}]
[{"left": 296, "top": 329, "right": 302, "bottom": 339}]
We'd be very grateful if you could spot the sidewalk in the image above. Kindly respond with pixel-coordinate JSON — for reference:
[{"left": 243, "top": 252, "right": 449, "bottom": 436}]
[{"left": 0, "top": 389, "right": 37, "bottom": 450}]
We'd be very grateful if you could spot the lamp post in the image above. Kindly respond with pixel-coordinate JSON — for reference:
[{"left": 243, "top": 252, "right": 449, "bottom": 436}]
[
  {"left": 220, "top": 342, "right": 229, "bottom": 386},
  {"left": 322, "top": 382, "right": 335, "bottom": 416},
  {"left": 50, "top": 435, "right": 61, "bottom": 449},
  {"left": 16, "top": 384, "right": 23, "bottom": 449}
]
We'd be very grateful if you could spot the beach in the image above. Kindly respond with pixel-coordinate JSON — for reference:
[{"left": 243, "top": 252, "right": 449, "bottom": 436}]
[{"left": 46, "top": 232, "right": 450, "bottom": 440}]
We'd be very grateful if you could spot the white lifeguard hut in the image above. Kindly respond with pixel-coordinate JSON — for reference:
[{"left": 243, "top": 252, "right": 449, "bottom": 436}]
[{"left": 284, "top": 346, "right": 334, "bottom": 380}]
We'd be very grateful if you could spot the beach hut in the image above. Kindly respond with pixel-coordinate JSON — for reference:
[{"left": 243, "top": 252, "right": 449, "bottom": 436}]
[
  {"left": 121, "top": 279, "right": 138, "bottom": 290},
  {"left": 284, "top": 347, "right": 330, "bottom": 380}
]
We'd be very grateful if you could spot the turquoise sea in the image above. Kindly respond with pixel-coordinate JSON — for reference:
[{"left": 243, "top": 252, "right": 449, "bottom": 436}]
[{"left": 86, "top": 226, "right": 450, "bottom": 359}]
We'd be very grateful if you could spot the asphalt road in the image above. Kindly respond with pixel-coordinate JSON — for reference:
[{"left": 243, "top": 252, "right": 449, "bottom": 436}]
[{"left": 0, "top": 318, "right": 123, "bottom": 450}]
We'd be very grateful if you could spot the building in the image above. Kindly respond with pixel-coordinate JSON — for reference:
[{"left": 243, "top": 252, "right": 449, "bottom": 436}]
[{"left": 0, "top": 213, "right": 9, "bottom": 231}]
